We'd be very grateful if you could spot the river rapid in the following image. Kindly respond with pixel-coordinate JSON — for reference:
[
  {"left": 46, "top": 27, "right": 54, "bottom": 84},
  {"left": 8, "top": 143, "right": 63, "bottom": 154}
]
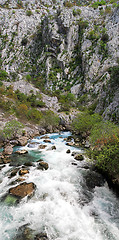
[{"left": 0, "top": 132, "right": 119, "bottom": 240}]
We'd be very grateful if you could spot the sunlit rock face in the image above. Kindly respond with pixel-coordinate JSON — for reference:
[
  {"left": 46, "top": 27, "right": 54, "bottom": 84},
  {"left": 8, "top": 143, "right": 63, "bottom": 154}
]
[{"left": 0, "top": 1, "right": 119, "bottom": 121}]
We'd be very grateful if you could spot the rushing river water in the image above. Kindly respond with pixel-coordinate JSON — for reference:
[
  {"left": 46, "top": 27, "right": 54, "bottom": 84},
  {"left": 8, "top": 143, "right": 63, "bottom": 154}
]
[{"left": 0, "top": 132, "right": 119, "bottom": 240}]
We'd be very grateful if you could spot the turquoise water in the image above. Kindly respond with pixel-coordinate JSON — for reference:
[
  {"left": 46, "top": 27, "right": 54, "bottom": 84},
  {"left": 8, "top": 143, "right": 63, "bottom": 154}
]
[{"left": 0, "top": 132, "right": 119, "bottom": 240}]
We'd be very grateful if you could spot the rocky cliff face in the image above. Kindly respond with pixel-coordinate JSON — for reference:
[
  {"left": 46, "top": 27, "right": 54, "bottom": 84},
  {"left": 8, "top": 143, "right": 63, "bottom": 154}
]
[{"left": 0, "top": 0, "right": 119, "bottom": 122}]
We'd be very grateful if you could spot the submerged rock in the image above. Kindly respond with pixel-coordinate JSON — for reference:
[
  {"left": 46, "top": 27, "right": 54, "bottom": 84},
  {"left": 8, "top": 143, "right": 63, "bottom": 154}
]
[
  {"left": 13, "top": 225, "right": 34, "bottom": 240},
  {"left": 9, "top": 182, "right": 36, "bottom": 198},
  {"left": 3, "top": 194, "right": 19, "bottom": 205}
]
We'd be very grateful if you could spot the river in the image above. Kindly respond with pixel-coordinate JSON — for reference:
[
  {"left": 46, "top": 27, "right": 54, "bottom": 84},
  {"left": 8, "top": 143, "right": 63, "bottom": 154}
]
[{"left": 0, "top": 132, "right": 119, "bottom": 240}]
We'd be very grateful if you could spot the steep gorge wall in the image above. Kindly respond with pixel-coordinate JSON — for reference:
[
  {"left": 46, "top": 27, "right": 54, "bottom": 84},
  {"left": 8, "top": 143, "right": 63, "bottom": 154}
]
[{"left": 0, "top": 1, "right": 119, "bottom": 121}]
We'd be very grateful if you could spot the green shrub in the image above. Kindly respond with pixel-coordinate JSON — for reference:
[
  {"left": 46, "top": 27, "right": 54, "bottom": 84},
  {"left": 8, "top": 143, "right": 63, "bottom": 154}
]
[
  {"left": 73, "top": 8, "right": 81, "bottom": 16},
  {"left": 17, "top": 104, "right": 28, "bottom": 117},
  {"left": 72, "top": 112, "right": 102, "bottom": 134},
  {"left": 64, "top": 1, "right": 74, "bottom": 7},
  {"left": 92, "top": 0, "right": 106, "bottom": 9},
  {"left": 26, "top": 10, "right": 33, "bottom": 16},
  {"left": 21, "top": 38, "right": 28, "bottom": 46},
  {"left": 3, "top": 120, "right": 24, "bottom": 139},
  {"left": 15, "top": 90, "right": 27, "bottom": 103},
  {"left": 87, "top": 121, "right": 119, "bottom": 175},
  {"left": 101, "top": 33, "right": 109, "bottom": 42},
  {"left": 40, "top": 110, "right": 60, "bottom": 129},
  {"left": 27, "top": 108, "right": 42, "bottom": 123},
  {"left": 108, "top": 65, "right": 119, "bottom": 87},
  {"left": 105, "top": 6, "right": 112, "bottom": 14},
  {"left": 0, "top": 70, "right": 8, "bottom": 81},
  {"left": 87, "top": 30, "right": 100, "bottom": 41},
  {"left": 0, "top": 81, "right": 3, "bottom": 87}
]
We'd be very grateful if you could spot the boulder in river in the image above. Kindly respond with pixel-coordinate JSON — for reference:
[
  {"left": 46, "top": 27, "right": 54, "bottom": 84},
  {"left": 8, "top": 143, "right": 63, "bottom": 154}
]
[
  {"left": 3, "top": 157, "right": 12, "bottom": 164},
  {"left": 38, "top": 161, "right": 49, "bottom": 170},
  {"left": 9, "top": 168, "right": 20, "bottom": 178},
  {"left": 66, "top": 149, "right": 71, "bottom": 154},
  {"left": 18, "top": 136, "right": 28, "bottom": 146},
  {"left": 74, "top": 154, "right": 84, "bottom": 161},
  {"left": 85, "top": 171, "right": 105, "bottom": 190},
  {"left": 34, "top": 232, "right": 49, "bottom": 240},
  {"left": 9, "top": 182, "right": 36, "bottom": 198},
  {"left": 3, "top": 144, "right": 13, "bottom": 155},
  {"left": 38, "top": 144, "right": 47, "bottom": 149},
  {"left": 43, "top": 139, "right": 51, "bottom": 143},
  {"left": 19, "top": 169, "right": 29, "bottom": 176},
  {"left": 15, "top": 149, "right": 28, "bottom": 154}
]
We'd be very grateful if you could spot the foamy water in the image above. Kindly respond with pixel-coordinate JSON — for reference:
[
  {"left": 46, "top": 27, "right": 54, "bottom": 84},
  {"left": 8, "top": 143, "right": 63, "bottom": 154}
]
[{"left": 0, "top": 132, "right": 119, "bottom": 240}]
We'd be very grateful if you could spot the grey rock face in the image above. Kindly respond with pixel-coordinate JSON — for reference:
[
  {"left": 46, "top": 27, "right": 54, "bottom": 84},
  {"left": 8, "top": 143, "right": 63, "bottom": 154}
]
[{"left": 0, "top": 2, "right": 119, "bottom": 120}]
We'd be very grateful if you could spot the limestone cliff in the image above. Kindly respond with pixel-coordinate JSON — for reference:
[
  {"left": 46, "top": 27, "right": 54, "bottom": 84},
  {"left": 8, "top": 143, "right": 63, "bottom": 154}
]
[{"left": 0, "top": 0, "right": 119, "bottom": 121}]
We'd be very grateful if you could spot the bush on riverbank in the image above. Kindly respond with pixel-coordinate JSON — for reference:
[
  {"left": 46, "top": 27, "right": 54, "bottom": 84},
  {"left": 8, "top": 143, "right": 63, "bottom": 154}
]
[
  {"left": 71, "top": 111, "right": 102, "bottom": 134},
  {"left": 2, "top": 120, "right": 24, "bottom": 139},
  {"left": 72, "top": 111, "right": 119, "bottom": 176},
  {"left": 87, "top": 121, "right": 119, "bottom": 175}
]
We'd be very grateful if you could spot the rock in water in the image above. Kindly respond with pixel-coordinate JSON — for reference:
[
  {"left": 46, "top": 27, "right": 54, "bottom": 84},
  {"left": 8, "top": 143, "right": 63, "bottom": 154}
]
[
  {"left": 74, "top": 154, "right": 84, "bottom": 161},
  {"left": 38, "top": 161, "right": 49, "bottom": 170},
  {"left": 19, "top": 169, "right": 29, "bottom": 176},
  {"left": 3, "top": 144, "right": 13, "bottom": 155},
  {"left": 66, "top": 149, "right": 71, "bottom": 153},
  {"left": 34, "top": 232, "right": 49, "bottom": 240},
  {"left": 18, "top": 137, "right": 28, "bottom": 146},
  {"left": 9, "top": 182, "right": 36, "bottom": 198},
  {"left": 43, "top": 139, "right": 51, "bottom": 143},
  {"left": 15, "top": 150, "right": 28, "bottom": 154},
  {"left": 38, "top": 144, "right": 47, "bottom": 149}
]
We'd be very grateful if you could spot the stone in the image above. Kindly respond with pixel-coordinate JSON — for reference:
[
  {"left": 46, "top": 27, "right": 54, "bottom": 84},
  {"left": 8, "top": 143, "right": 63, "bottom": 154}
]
[
  {"left": 4, "top": 194, "right": 19, "bottom": 205},
  {"left": 24, "top": 162, "right": 34, "bottom": 167},
  {"left": 43, "top": 139, "right": 51, "bottom": 143},
  {"left": 38, "top": 144, "right": 47, "bottom": 149},
  {"left": 3, "top": 144, "right": 13, "bottom": 155},
  {"left": 9, "top": 168, "right": 19, "bottom": 178},
  {"left": 85, "top": 171, "right": 105, "bottom": 190},
  {"left": 51, "top": 145, "right": 56, "bottom": 150},
  {"left": 19, "top": 169, "right": 29, "bottom": 176},
  {"left": 66, "top": 142, "right": 74, "bottom": 146},
  {"left": 18, "top": 137, "right": 28, "bottom": 146},
  {"left": 38, "top": 161, "right": 49, "bottom": 170},
  {"left": 34, "top": 232, "right": 48, "bottom": 240},
  {"left": 74, "top": 154, "right": 84, "bottom": 161},
  {"left": 9, "top": 182, "right": 36, "bottom": 198},
  {"left": 3, "top": 158, "right": 12, "bottom": 164},
  {"left": 71, "top": 151, "right": 79, "bottom": 156},
  {"left": 0, "top": 158, "right": 4, "bottom": 164},
  {"left": 15, "top": 150, "right": 28, "bottom": 154},
  {"left": 66, "top": 149, "right": 71, "bottom": 153},
  {"left": 9, "top": 140, "right": 18, "bottom": 146},
  {"left": 40, "top": 135, "right": 50, "bottom": 139}
]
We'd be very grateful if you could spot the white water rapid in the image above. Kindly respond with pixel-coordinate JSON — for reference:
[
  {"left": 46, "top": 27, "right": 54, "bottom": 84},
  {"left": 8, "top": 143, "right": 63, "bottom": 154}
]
[{"left": 0, "top": 132, "right": 119, "bottom": 240}]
